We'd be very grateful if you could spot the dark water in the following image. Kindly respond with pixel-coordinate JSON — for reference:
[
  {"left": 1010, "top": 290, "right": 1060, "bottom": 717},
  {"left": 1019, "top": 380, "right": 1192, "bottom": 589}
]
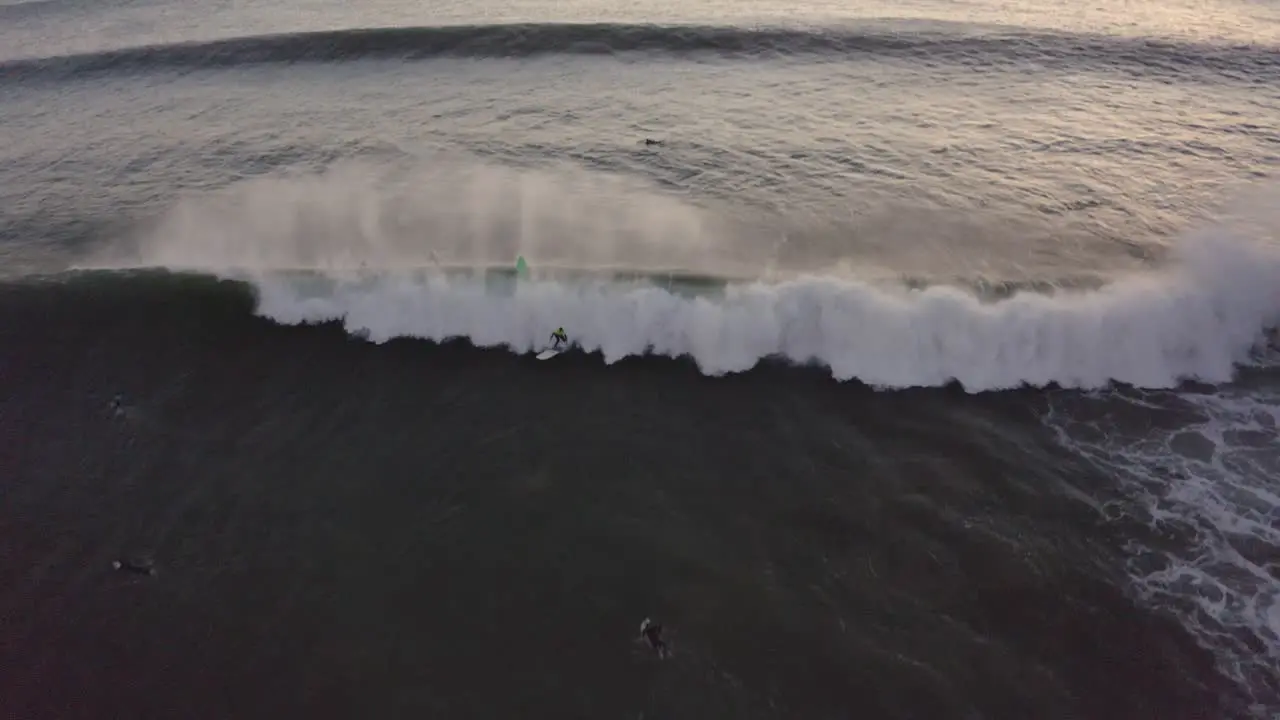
[
  {"left": 0, "top": 272, "right": 1256, "bottom": 719},
  {"left": 2, "top": 0, "right": 1280, "bottom": 717}
]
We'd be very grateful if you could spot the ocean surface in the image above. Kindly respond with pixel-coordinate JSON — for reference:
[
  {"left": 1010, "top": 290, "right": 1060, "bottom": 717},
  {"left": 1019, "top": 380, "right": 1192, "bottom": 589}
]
[{"left": 3, "top": 0, "right": 1280, "bottom": 717}]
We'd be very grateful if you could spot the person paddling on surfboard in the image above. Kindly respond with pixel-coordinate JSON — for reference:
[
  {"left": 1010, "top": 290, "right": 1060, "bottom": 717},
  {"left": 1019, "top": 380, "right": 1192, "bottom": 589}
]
[{"left": 550, "top": 327, "right": 568, "bottom": 350}]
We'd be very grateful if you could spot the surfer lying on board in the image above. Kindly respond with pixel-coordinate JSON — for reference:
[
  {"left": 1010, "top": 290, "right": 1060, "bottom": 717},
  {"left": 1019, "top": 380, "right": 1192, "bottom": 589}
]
[
  {"left": 550, "top": 327, "right": 568, "bottom": 350},
  {"left": 112, "top": 558, "right": 155, "bottom": 576}
]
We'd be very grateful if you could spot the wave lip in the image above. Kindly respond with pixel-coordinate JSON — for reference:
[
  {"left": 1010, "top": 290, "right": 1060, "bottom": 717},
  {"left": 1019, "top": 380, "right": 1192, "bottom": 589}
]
[
  {"left": 2, "top": 23, "right": 1278, "bottom": 84},
  {"left": 243, "top": 230, "right": 1280, "bottom": 392}
]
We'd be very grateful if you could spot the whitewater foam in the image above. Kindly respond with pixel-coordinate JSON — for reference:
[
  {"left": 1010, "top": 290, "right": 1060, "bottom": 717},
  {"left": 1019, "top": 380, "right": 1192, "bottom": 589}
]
[
  {"left": 241, "top": 223, "right": 1280, "bottom": 391},
  {"left": 1045, "top": 386, "right": 1280, "bottom": 715}
]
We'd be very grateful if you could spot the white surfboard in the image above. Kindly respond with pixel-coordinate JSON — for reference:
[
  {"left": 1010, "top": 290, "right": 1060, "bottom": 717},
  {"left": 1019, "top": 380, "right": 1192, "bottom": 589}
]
[{"left": 536, "top": 349, "right": 559, "bottom": 360}]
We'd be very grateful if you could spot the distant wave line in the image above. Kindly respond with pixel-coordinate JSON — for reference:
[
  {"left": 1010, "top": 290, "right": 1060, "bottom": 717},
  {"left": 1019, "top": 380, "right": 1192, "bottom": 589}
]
[{"left": 1, "top": 22, "right": 1276, "bottom": 84}]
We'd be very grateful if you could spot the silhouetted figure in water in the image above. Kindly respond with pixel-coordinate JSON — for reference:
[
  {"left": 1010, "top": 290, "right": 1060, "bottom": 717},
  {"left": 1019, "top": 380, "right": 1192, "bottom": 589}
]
[
  {"left": 639, "top": 618, "right": 668, "bottom": 658},
  {"left": 112, "top": 558, "right": 154, "bottom": 576},
  {"left": 109, "top": 393, "right": 125, "bottom": 416},
  {"left": 643, "top": 138, "right": 663, "bottom": 146}
]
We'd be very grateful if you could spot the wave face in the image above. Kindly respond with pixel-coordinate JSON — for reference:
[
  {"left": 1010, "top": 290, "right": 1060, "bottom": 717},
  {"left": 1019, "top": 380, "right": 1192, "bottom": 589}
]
[
  {"left": 233, "top": 224, "right": 1279, "bottom": 391},
  {"left": 0, "top": 265, "right": 1266, "bottom": 720},
  {"left": 2, "top": 22, "right": 1278, "bottom": 84}
]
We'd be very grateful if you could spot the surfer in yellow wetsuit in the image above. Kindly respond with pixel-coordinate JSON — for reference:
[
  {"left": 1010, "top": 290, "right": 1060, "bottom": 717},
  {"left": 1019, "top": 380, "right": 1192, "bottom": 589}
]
[{"left": 550, "top": 327, "right": 568, "bottom": 350}]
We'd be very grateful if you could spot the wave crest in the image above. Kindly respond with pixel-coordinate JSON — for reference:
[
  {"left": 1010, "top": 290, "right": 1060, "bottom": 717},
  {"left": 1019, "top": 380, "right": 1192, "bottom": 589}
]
[{"left": 242, "top": 226, "right": 1280, "bottom": 391}]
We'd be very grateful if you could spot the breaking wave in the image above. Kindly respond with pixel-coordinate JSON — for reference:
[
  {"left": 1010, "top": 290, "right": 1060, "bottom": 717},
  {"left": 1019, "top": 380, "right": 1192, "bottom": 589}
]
[
  {"left": 81, "top": 159, "right": 1280, "bottom": 393},
  {"left": 233, "top": 222, "right": 1280, "bottom": 392}
]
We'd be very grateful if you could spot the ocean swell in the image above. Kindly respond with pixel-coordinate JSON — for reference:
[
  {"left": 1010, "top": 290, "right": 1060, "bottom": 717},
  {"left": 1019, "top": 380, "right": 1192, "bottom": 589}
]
[{"left": 1, "top": 22, "right": 1277, "bottom": 85}]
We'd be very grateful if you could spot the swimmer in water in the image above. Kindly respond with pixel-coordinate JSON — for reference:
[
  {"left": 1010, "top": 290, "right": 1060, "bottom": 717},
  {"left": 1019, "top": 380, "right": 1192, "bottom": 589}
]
[
  {"left": 639, "top": 618, "right": 668, "bottom": 658},
  {"left": 112, "top": 558, "right": 155, "bottom": 576}
]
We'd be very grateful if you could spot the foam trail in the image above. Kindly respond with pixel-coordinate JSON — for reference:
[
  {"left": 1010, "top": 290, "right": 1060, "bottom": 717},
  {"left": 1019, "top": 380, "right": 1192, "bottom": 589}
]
[
  {"left": 245, "top": 228, "right": 1280, "bottom": 391},
  {"left": 1045, "top": 387, "right": 1280, "bottom": 713}
]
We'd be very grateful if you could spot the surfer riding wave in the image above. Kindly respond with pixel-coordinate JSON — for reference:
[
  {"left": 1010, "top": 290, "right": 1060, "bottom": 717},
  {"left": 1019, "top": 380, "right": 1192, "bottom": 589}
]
[{"left": 550, "top": 327, "right": 567, "bottom": 350}]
